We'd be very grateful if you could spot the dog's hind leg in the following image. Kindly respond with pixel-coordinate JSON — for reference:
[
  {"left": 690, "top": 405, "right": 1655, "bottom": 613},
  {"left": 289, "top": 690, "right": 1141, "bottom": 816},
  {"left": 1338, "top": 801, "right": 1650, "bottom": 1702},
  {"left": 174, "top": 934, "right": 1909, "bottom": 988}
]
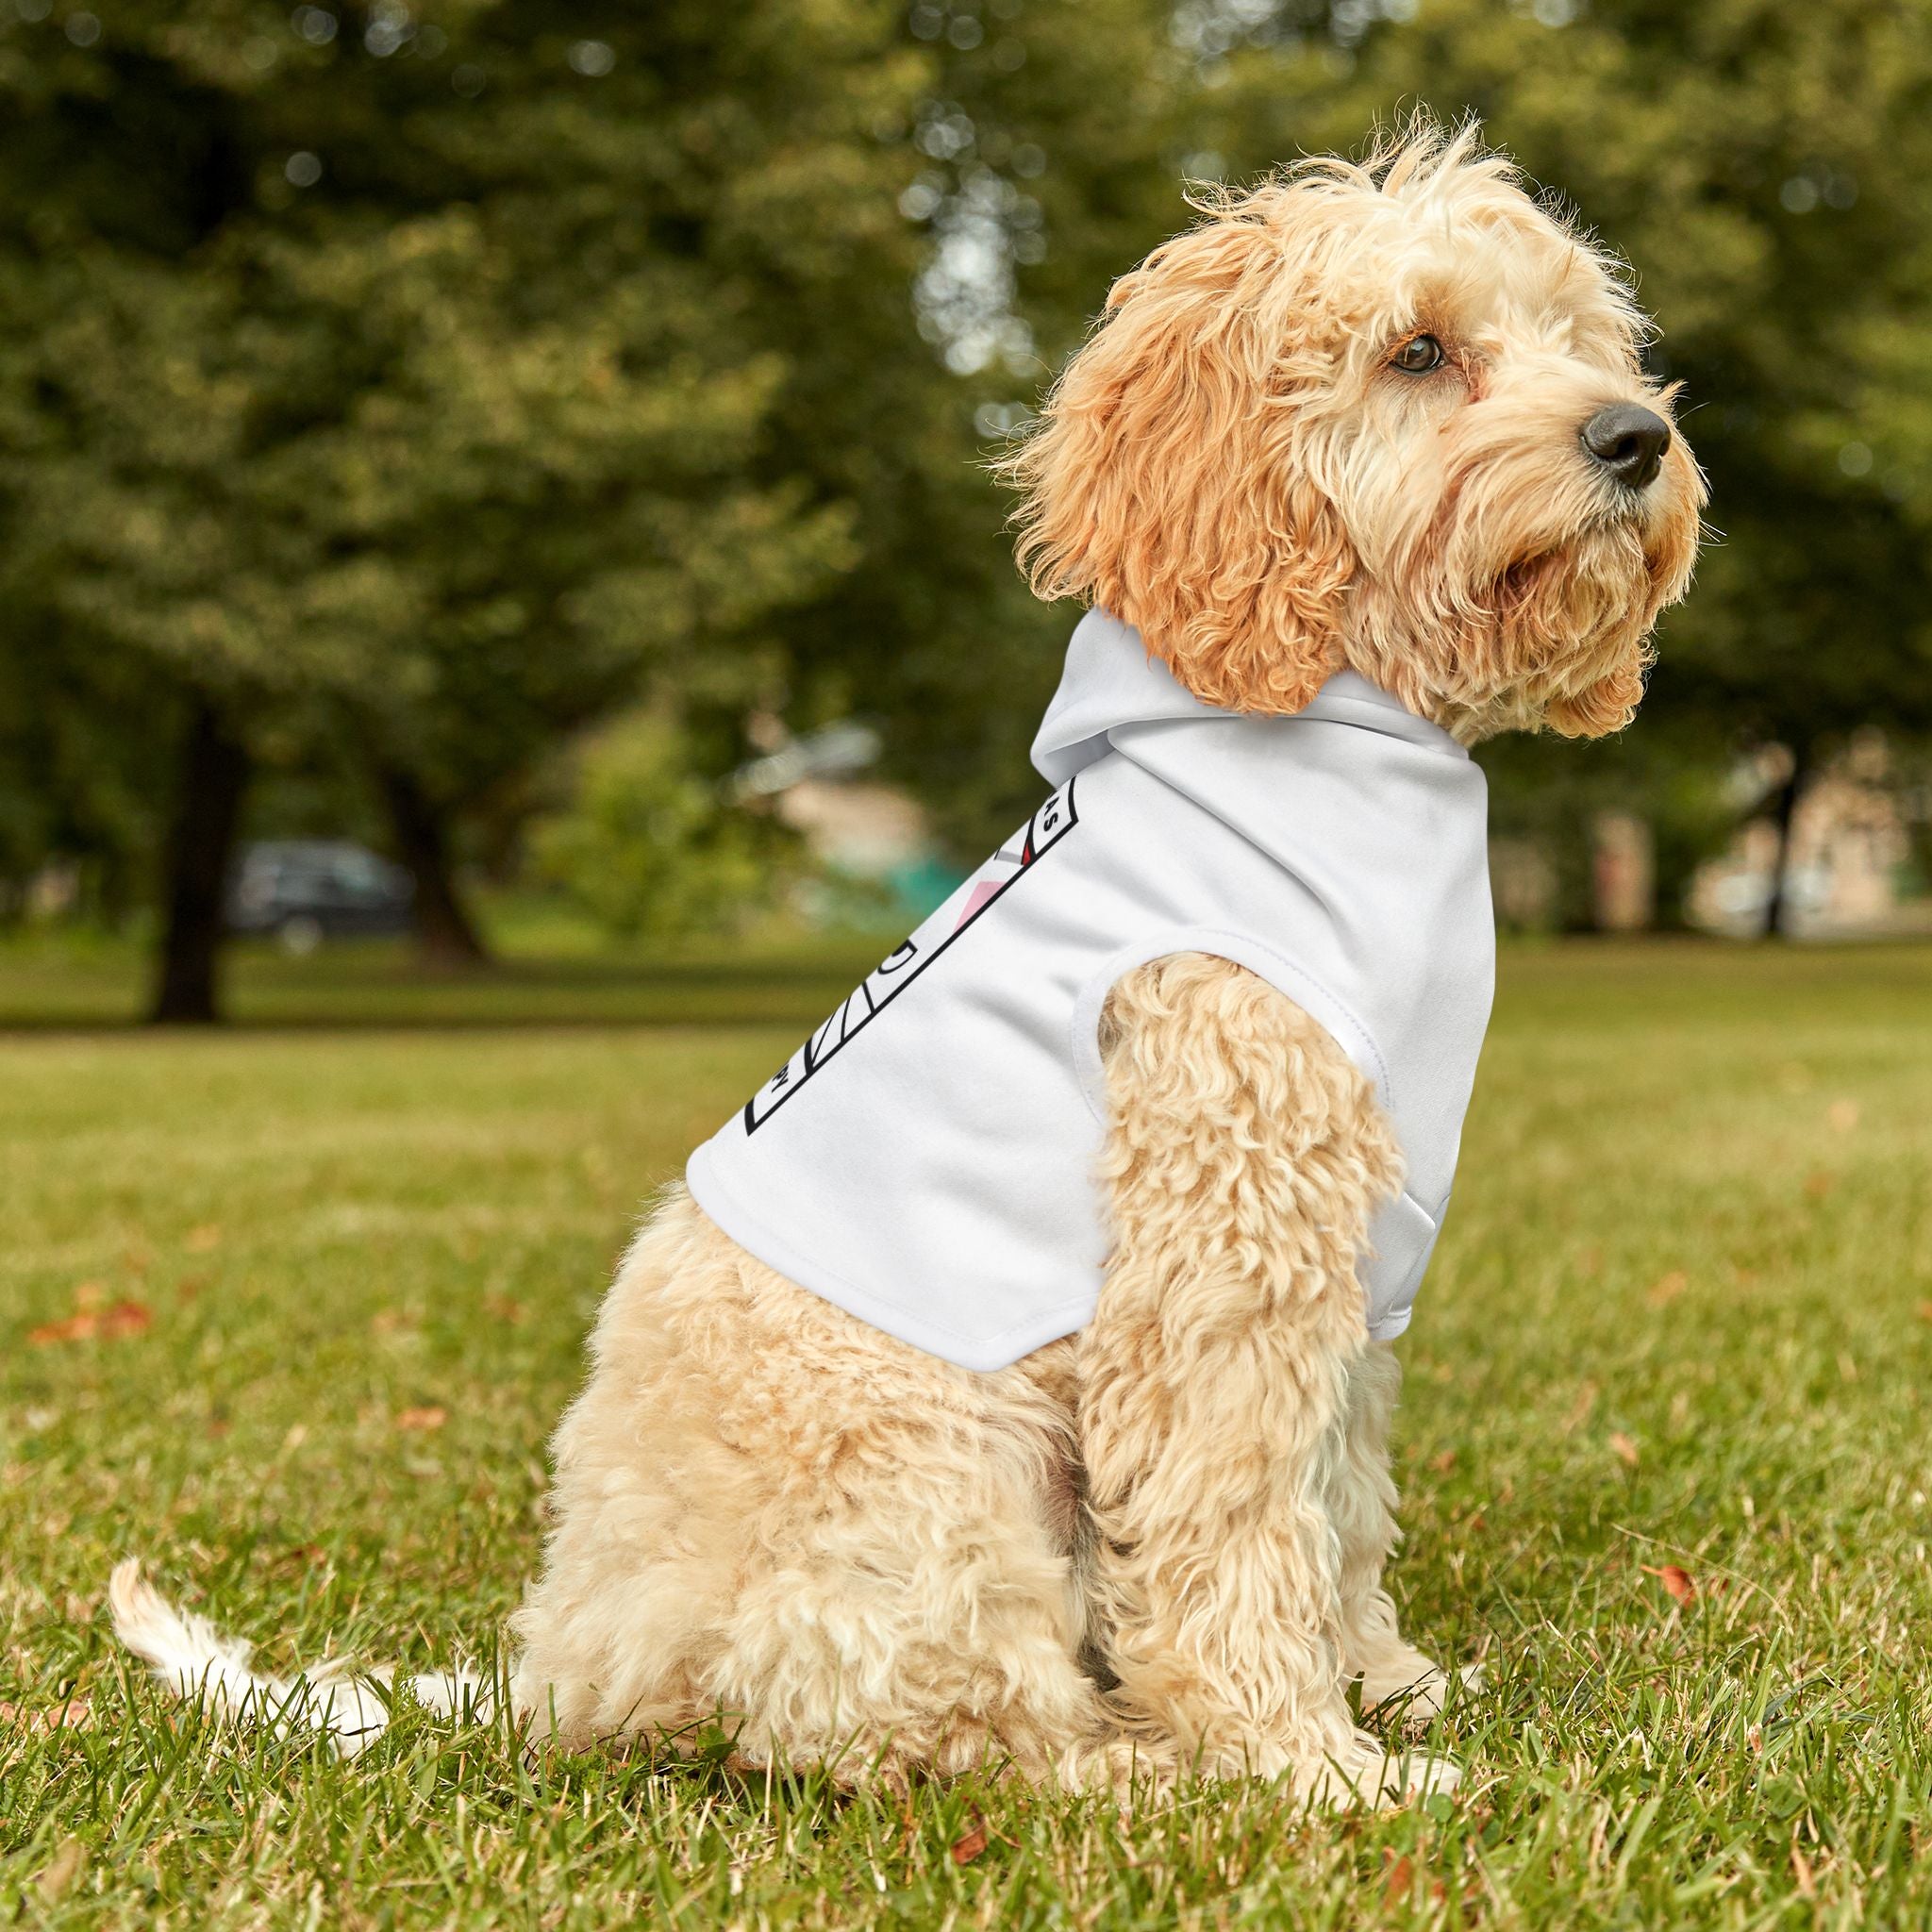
[
  {"left": 690, "top": 1349, "right": 1113, "bottom": 1793},
  {"left": 1075, "top": 954, "right": 1457, "bottom": 1806},
  {"left": 511, "top": 1191, "right": 1116, "bottom": 1788}
]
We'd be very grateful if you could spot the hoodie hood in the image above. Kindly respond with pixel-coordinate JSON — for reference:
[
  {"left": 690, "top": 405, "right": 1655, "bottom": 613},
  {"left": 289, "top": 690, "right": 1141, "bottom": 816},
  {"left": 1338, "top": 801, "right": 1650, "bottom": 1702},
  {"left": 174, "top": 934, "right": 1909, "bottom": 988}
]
[{"left": 1030, "top": 608, "right": 1467, "bottom": 786}]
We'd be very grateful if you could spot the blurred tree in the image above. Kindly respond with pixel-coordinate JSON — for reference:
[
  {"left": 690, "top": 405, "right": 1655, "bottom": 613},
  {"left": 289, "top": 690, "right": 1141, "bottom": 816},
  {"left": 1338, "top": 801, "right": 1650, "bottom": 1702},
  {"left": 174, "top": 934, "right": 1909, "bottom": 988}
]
[
  {"left": 1479, "top": 722, "right": 1739, "bottom": 930},
  {"left": 0, "top": 611, "right": 176, "bottom": 926},
  {"left": 530, "top": 709, "right": 804, "bottom": 941},
  {"left": 0, "top": 0, "right": 923, "bottom": 1013},
  {"left": 7, "top": 0, "right": 1932, "bottom": 984},
  {"left": 834, "top": 0, "right": 1188, "bottom": 853}
]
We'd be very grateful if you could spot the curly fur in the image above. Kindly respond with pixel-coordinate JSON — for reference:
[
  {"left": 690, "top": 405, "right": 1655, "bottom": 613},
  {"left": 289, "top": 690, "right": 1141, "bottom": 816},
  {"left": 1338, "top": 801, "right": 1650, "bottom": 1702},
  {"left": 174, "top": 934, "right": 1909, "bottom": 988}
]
[
  {"left": 1078, "top": 957, "right": 1438, "bottom": 1794},
  {"left": 113, "top": 119, "right": 1698, "bottom": 1808},
  {"left": 505, "top": 958, "right": 1450, "bottom": 1803},
  {"left": 508, "top": 1191, "right": 1105, "bottom": 1787}
]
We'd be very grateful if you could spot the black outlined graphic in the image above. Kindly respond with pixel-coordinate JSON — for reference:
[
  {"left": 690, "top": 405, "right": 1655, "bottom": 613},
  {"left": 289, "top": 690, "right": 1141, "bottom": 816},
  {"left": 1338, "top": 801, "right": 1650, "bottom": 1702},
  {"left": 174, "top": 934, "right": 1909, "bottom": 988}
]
[{"left": 741, "top": 778, "right": 1079, "bottom": 1132}]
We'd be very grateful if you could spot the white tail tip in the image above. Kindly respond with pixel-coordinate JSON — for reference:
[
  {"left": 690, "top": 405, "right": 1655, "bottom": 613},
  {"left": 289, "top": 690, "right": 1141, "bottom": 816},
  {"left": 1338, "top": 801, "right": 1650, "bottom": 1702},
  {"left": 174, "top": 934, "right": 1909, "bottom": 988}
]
[{"left": 108, "top": 1558, "right": 491, "bottom": 1757}]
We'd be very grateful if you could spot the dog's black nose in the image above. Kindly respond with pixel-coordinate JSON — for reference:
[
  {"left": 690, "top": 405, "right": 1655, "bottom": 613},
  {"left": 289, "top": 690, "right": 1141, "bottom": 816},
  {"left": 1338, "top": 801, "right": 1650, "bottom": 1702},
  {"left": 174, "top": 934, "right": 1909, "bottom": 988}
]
[{"left": 1580, "top": 404, "right": 1672, "bottom": 491}]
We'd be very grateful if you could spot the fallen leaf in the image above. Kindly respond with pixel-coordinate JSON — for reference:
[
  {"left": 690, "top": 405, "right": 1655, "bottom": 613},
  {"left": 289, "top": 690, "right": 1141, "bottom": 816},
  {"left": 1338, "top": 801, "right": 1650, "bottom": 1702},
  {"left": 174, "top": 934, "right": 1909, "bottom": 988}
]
[
  {"left": 1609, "top": 1431, "right": 1641, "bottom": 1469},
  {"left": 185, "top": 1224, "right": 223, "bottom": 1253},
  {"left": 0, "top": 1695, "right": 92, "bottom": 1737},
  {"left": 1383, "top": 1853, "right": 1414, "bottom": 1904},
  {"left": 1643, "top": 1563, "right": 1696, "bottom": 1606},
  {"left": 27, "top": 1300, "right": 150, "bottom": 1346},
  {"left": 36, "top": 1837, "right": 86, "bottom": 1902},
  {"left": 1916, "top": 1301, "right": 1932, "bottom": 1324},
  {"left": 1826, "top": 1099, "right": 1859, "bottom": 1134},
  {"left": 1429, "top": 1448, "right": 1457, "bottom": 1474},
  {"left": 1647, "top": 1270, "right": 1689, "bottom": 1307},
  {"left": 29, "top": 1313, "right": 98, "bottom": 1345},
  {"left": 395, "top": 1406, "right": 447, "bottom": 1433},
  {"left": 950, "top": 1816, "right": 989, "bottom": 1866},
  {"left": 73, "top": 1280, "right": 105, "bottom": 1310}
]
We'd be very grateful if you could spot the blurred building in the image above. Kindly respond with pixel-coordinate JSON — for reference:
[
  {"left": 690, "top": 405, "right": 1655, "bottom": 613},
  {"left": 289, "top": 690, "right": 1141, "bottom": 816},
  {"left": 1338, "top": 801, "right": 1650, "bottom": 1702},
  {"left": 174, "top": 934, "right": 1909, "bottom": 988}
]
[
  {"left": 1490, "top": 732, "right": 1928, "bottom": 937},
  {"left": 1590, "top": 812, "right": 1656, "bottom": 932},
  {"left": 1688, "top": 740, "right": 1923, "bottom": 937},
  {"left": 731, "top": 722, "right": 960, "bottom": 922}
]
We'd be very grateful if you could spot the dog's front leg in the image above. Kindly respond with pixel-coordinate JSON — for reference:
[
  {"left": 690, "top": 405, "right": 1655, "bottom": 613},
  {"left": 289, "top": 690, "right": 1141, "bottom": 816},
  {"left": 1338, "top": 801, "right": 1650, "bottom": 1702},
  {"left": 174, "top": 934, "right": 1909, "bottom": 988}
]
[
  {"left": 1076, "top": 954, "right": 1455, "bottom": 1805},
  {"left": 1329, "top": 1342, "right": 1473, "bottom": 1724}
]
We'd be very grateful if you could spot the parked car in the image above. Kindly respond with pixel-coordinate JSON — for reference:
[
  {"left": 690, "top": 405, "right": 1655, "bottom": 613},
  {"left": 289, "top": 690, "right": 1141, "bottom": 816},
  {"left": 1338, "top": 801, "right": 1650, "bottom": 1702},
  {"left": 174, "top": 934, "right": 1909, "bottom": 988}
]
[{"left": 226, "top": 841, "right": 414, "bottom": 953}]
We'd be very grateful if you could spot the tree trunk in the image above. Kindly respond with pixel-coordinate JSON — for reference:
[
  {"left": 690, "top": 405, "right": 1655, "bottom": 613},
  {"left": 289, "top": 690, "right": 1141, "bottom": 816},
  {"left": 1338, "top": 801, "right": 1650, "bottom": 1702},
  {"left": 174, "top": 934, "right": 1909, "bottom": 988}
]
[
  {"left": 377, "top": 764, "right": 490, "bottom": 968},
  {"left": 1760, "top": 741, "right": 1811, "bottom": 941},
  {"left": 149, "top": 701, "right": 250, "bottom": 1024}
]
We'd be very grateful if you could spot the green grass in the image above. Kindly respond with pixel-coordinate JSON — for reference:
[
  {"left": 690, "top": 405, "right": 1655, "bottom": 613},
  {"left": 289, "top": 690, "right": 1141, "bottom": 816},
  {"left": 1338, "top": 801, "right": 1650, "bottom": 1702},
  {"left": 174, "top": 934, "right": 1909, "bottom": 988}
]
[
  {"left": 0, "top": 917, "right": 893, "bottom": 1030},
  {"left": 3, "top": 937, "right": 1930, "bottom": 1927}
]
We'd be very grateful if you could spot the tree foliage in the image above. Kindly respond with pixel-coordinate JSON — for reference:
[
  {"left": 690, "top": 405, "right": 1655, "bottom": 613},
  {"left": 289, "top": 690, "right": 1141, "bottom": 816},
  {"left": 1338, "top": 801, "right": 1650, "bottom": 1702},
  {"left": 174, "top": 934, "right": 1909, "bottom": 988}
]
[
  {"left": 0, "top": 0, "right": 929, "bottom": 1005},
  {"left": 3, "top": 0, "right": 1930, "bottom": 979},
  {"left": 531, "top": 710, "right": 802, "bottom": 941}
]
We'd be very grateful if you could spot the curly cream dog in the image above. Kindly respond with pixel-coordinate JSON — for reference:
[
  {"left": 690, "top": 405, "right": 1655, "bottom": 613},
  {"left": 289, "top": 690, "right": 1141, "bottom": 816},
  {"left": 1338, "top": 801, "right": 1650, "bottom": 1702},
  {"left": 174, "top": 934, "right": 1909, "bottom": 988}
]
[{"left": 114, "top": 124, "right": 1702, "bottom": 1804}]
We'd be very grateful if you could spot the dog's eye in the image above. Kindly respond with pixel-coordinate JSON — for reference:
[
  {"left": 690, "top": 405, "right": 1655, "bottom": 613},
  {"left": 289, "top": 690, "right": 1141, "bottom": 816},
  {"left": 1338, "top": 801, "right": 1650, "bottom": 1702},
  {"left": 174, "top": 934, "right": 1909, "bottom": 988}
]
[{"left": 1391, "top": 334, "right": 1444, "bottom": 375}]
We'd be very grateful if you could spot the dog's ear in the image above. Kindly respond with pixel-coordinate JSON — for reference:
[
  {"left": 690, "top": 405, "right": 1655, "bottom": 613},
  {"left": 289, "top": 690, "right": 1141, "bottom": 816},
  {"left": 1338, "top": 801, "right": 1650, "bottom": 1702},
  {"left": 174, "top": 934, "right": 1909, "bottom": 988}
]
[{"left": 1001, "top": 199, "right": 1355, "bottom": 714}]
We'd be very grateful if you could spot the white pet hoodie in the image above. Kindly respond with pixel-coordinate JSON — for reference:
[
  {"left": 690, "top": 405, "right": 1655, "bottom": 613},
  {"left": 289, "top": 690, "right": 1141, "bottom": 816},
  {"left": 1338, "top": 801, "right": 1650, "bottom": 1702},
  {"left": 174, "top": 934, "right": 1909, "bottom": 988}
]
[{"left": 687, "top": 609, "right": 1495, "bottom": 1372}]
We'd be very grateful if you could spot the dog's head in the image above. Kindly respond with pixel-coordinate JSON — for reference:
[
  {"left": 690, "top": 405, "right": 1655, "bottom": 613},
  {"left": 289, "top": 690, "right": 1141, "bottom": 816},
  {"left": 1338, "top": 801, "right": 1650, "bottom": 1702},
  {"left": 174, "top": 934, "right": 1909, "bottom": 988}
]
[{"left": 1004, "top": 122, "right": 1705, "bottom": 740}]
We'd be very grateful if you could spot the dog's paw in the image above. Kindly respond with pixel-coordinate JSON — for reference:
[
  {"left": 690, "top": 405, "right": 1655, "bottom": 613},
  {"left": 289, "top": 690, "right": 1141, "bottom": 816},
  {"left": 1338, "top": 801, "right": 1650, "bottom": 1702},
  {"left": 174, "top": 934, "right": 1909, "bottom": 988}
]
[
  {"left": 1377, "top": 1748, "right": 1461, "bottom": 1805},
  {"left": 1298, "top": 1731, "right": 1461, "bottom": 1809},
  {"left": 1360, "top": 1657, "right": 1484, "bottom": 1729}
]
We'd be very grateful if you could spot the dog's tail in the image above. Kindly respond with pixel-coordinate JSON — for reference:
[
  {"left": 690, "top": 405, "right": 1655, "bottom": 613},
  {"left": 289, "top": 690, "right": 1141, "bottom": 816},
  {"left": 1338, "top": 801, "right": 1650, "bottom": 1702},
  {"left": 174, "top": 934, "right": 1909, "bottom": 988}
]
[{"left": 108, "top": 1558, "right": 492, "bottom": 1758}]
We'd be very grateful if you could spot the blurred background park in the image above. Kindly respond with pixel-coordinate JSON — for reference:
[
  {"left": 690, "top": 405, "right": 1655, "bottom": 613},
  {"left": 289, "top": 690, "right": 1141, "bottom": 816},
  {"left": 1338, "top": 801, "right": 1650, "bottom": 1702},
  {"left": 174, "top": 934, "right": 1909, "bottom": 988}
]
[
  {"left": 3, "top": 0, "right": 1932, "bottom": 1025},
  {"left": 7, "top": 10, "right": 1932, "bottom": 1922}
]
